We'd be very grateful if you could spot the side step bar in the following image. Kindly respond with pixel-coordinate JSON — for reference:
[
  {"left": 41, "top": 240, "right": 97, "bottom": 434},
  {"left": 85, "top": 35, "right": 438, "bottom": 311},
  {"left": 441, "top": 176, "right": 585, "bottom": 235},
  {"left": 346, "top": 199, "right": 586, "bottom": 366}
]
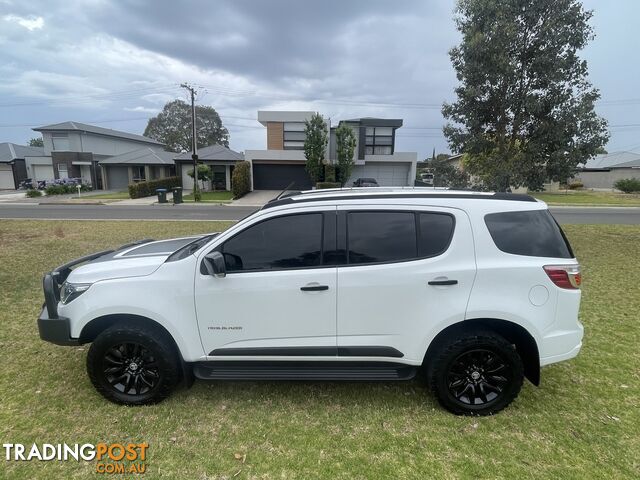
[{"left": 192, "top": 361, "right": 417, "bottom": 381}]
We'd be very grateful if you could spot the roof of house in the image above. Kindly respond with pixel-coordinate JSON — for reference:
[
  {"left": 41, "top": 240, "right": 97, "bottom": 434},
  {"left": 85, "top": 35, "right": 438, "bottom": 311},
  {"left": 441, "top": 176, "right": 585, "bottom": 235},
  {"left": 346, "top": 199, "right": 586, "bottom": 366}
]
[
  {"left": 174, "top": 144, "right": 243, "bottom": 162},
  {"left": 580, "top": 151, "right": 640, "bottom": 170},
  {"left": 32, "top": 121, "right": 163, "bottom": 145},
  {"left": 99, "top": 147, "right": 176, "bottom": 166},
  {"left": 0, "top": 142, "right": 45, "bottom": 162}
]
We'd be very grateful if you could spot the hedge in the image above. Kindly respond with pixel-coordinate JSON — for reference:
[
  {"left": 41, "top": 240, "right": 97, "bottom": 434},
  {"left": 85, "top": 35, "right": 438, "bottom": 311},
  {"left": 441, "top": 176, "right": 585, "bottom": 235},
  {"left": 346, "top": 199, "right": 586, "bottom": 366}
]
[
  {"left": 44, "top": 183, "right": 92, "bottom": 196},
  {"left": 232, "top": 161, "right": 251, "bottom": 199},
  {"left": 26, "top": 189, "right": 42, "bottom": 198},
  {"left": 128, "top": 176, "right": 182, "bottom": 199},
  {"left": 614, "top": 178, "right": 640, "bottom": 193},
  {"left": 316, "top": 182, "right": 342, "bottom": 189}
]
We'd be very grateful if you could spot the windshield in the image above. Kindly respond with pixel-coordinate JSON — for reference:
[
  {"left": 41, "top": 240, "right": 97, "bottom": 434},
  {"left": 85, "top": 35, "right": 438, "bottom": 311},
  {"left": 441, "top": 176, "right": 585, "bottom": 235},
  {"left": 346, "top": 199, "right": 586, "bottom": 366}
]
[{"left": 165, "top": 233, "right": 219, "bottom": 262}]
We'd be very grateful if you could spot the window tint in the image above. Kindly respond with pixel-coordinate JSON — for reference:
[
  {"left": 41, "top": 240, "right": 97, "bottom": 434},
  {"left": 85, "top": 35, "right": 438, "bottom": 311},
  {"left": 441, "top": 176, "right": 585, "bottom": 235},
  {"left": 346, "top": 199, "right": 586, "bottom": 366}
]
[
  {"left": 347, "top": 212, "right": 416, "bottom": 264},
  {"left": 485, "top": 210, "right": 573, "bottom": 258},
  {"left": 222, "top": 214, "right": 322, "bottom": 271},
  {"left": 418, "top": 213, "right": 455, "bottom": 257}
]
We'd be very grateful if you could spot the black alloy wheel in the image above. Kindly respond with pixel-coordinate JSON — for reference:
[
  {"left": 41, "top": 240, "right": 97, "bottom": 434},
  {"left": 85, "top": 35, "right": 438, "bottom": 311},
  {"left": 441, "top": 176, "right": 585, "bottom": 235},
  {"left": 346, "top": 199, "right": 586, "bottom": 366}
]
[
  {"left": 427, "top": 331, "right": 524, "bottom": 415},
  {"left": 103, "top": 342, "right": 160, "bottom": 396}
]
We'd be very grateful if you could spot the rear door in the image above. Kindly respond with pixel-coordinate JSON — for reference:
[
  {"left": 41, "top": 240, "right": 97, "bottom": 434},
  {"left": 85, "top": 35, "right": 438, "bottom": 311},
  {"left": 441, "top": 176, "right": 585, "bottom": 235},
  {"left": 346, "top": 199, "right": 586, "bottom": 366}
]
[{"left": 336, "top": 205, "right": 476, "bottom": 362}]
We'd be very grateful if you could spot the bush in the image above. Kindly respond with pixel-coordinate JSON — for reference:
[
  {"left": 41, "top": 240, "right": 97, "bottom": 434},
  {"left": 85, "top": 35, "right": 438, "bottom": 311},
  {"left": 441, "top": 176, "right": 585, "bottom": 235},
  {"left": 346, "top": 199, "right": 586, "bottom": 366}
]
[
  {"left": 44, "top": 180, "right": 93, "bottom": 196},
  {"left": 26, "top": 189, "right": 42, "bottom": 198},
  {"left": 324, "top": 165, "right": 336, "bottom": 183},
  {"left": 232, "top": 161, "right": 251, "bottom": 199},
  {"left": 128, "top": 176, "right": 181, "bottom": 199},
  {"left": 568, "top": 180, "right": 583, "bottom": 190},
  {"left": 316, "top": 182, "right": 342, "bottom": 189},
  {"left": 614, "top": 178, "right": 640, "bottom": 193}
]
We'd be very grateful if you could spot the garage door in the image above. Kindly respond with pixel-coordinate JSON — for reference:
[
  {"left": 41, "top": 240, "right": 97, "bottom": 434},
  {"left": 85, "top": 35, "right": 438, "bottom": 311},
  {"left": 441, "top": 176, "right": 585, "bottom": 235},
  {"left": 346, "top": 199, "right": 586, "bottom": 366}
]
[
  {"left": 0, "top": 164, "right": 15, "bottom": 189},
  {"left": 348, "top": 162, "right": 410, "bottom": 187},
  {"left": 252, "top": 163, "right": 312, "bottom": 190},
  {"left": 33, "top": 164, "right": 55, "bottom": 182},
  {"left": 106, "top": 166, "right": 130, "bottom": 190}
]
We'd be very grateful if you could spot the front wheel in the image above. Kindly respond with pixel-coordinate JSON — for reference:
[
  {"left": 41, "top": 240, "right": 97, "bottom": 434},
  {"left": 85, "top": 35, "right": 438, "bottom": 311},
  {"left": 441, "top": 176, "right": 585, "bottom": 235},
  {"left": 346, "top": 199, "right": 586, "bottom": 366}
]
[
  {"left": 87, "top": 324, "right": 180, "bottom": 405},
  {"left": 427, "top": 331, "right": 524, "bottom": 415}
]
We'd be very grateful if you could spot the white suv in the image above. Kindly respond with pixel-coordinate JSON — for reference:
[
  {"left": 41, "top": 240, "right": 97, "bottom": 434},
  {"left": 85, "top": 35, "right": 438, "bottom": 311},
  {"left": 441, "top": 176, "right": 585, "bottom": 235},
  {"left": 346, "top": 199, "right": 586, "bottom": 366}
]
[{"left": 38, "top": 189, "right": 583, "bottom": 415}]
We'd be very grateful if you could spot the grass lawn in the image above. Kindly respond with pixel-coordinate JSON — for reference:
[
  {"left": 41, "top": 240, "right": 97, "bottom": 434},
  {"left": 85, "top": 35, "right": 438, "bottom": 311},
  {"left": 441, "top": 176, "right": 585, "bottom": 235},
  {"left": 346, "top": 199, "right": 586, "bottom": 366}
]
[
  {"left": 184, "top": 190, "right": 234, "bottom": 202},
  {"left": 0, "top": 220, "right": 638, "bottom": 479},
  {"left": 532, "top": 190, "right": 640, "bottom": 206},
  {"left": 73, "top": 191, "right": 130, "bottom": 200}
]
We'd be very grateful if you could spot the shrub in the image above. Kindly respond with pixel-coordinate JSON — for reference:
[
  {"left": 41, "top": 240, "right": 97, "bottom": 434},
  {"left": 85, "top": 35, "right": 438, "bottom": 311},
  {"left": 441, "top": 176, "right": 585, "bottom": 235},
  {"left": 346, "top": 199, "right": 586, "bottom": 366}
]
[
  {"left": 614, "top": 178, "right": 640, "bottom": 193},
  {"left": 44, "top": 180, "right": 93, "bottom": 196},
  {"left": 128, "top": 176, "right": 181, "bottom": 199},
  {"left": 568, "top": 180, "right": 583, "bottom": 190},
  {"left": 316, "top": 182, "right": 342, "bottom": 189},
  {"left": 26, "top": 189, "right": 42, "bottom": 198},
  {"left": 232, "top": 161, "right": 251, "bottom": 199},
  {"left": 324, "top": 165, "right": 336, "bottom": 183}
]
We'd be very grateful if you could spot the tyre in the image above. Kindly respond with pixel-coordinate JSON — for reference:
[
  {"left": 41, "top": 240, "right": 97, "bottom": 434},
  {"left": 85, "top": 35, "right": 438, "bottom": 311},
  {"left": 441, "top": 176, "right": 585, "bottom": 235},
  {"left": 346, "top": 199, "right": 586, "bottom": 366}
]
[
  {"left": 427, "top": 331, "right": 524, "bottom": 415},
  {"left": 87, "top": 324, "right": 180, "bottom": 405}
]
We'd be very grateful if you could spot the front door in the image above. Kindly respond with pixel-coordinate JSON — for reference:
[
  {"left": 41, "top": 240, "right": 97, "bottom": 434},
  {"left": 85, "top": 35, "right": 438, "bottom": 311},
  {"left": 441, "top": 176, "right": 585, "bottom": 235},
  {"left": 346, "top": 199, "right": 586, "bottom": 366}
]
[
  {"left": 336, "top": 206, "right": 476, "bottom": 362},
  {"left": 195, "top": 208, "right": 337, "bottom": 357}
]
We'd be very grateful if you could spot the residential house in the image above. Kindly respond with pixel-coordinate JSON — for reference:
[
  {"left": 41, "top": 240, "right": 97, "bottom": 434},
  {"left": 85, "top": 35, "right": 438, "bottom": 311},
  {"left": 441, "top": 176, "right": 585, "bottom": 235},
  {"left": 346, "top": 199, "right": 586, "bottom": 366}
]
[
  {"left": 175, "top": 144, "right": 244, "bottom": 191},
  {"left": 29, "top": 121, "right": 164, "bottom": 188},
  {"left": 0, "top": 143, "right": 43, "bottom": 189},
  {"left": 244, "top": 111, "right": 417, "bottom": 190},
  {"left": 99, "top": 148, "right": 176, "bottom": 190},
  {"left": 574, "top": 151, "right": 640, "bottom": 189}
]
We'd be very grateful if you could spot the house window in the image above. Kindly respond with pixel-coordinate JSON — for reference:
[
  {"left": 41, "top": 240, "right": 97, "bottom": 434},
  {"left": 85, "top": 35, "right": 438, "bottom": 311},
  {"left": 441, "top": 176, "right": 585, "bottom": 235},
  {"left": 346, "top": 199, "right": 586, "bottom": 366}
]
[
  {"left": 57, "top": 164, "right": 68, "bottom": 179},
  {"left": 132, "top": 166, "right": 146, "bottom": 181},
  {"left": 283, "top": 122, "right": 306, "bottom": 150},
  {"left": 51, "top": 133, "right": 70, "bottom": 151},
  {"left": 365, "top": 126, "right": 393, "bottom": 155},
  {"left": 212, "top": 165, "right": 226, "bottom": 190}
]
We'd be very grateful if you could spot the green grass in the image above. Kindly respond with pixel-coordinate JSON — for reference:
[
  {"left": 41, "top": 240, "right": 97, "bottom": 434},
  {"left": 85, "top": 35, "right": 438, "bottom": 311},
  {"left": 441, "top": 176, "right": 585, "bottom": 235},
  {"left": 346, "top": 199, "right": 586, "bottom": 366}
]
[
  {"left": 532, "top": 190, "right": 640, "bottom": 206},
  {"left": 184, "top": 190, "right": 234, "bottom": 202},
  {"left": 0, "top": 220, "right": 638, "bottom": 479},
  {"left": 73, "top": 191, "right": 130, "bottom": 200}
]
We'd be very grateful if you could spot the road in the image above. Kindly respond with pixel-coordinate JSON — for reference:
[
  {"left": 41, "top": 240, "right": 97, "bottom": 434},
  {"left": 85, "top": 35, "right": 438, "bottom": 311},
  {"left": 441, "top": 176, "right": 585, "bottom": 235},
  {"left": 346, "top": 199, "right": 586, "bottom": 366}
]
[{"left": 0, "top": 204, "right": 638, "bottom": 224}]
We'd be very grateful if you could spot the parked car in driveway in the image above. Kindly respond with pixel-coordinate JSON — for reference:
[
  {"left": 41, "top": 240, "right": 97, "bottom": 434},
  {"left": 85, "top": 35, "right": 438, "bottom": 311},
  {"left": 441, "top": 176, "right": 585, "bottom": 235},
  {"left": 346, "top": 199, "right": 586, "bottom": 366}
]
[
  {"left": 38, "top": 188, "right": 583, "bottom": 415},
  {"left": 352, "top": 178, "right": 379, "bottom": 187}
]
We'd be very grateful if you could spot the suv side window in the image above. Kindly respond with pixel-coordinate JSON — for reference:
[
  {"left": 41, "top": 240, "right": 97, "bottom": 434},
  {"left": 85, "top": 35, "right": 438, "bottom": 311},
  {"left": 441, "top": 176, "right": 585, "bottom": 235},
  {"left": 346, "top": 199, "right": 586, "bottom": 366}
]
[
  {"left": 347, "top": 211, "right": 417, "bottom": 264},
  {"left": 418, "top": 213, "right": 455, "bottom": 257},
  {"left": 485, "top": 210, "right": 573, "bottom": 258},
  {"left": 221, "top": 213, "right": 323, "bottom": 272}
]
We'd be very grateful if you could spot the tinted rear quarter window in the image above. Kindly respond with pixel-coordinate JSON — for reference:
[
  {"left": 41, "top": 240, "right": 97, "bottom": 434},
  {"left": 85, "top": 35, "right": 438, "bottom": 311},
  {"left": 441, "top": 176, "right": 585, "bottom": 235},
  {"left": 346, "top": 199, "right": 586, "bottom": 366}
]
[{"left": 485, "top": 210, "right": 573, "bottom": 258}]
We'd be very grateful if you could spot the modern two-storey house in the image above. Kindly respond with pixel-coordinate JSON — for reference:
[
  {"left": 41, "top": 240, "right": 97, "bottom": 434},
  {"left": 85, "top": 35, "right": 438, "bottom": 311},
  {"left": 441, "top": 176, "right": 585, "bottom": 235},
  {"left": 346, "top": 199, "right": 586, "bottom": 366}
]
[{"left": 244, "top": 111, "right": 417, "bottom": 190}]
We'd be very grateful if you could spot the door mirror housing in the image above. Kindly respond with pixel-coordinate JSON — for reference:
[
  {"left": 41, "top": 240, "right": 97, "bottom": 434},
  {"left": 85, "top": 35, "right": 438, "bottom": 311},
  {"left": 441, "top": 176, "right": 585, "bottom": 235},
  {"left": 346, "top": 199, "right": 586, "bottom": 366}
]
[{"left": 203, "top": 251, "right": 226, "bottom": 278}]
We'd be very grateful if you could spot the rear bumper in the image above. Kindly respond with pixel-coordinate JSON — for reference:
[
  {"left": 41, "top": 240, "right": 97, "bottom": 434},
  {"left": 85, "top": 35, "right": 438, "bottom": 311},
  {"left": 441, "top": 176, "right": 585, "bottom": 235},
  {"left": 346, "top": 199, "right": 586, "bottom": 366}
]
[
  {"left": 37, "top": 306, "right": 79, "bottom": 346},
  {"left": 539, "top": 321, "right": 584, "bottom": 366}
]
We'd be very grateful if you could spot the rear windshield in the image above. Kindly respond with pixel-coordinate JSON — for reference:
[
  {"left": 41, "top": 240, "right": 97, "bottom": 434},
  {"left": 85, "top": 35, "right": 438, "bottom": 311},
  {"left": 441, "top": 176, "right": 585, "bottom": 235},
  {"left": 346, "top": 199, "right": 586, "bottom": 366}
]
[{"left": 484, "top": 210, "right": 573, "bottom": 258}]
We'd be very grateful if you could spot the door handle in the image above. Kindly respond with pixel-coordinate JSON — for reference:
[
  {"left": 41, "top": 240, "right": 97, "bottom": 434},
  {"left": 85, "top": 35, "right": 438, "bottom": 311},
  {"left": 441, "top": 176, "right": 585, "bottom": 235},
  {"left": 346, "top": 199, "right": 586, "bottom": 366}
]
[
  {"left": 428, "top": 279, "right": 458, "bottom": 286},
  {"left": 300, "top": 284, "right": 329, "bottom": 291}
]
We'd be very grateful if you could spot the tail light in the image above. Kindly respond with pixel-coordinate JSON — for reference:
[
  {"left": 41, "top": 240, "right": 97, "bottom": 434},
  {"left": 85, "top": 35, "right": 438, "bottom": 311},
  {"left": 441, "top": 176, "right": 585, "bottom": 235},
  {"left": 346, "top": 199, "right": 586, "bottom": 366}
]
[{"left": 544, "top": 265, "right": 581, "bottom": 290}]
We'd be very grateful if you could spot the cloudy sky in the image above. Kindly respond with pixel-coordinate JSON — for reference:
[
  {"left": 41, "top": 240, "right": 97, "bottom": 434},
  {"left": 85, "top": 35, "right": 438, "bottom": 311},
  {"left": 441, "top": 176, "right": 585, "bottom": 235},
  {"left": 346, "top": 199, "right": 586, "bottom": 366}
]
[{"left": 1, "top": 0, "right": 639, "bottom": 159}]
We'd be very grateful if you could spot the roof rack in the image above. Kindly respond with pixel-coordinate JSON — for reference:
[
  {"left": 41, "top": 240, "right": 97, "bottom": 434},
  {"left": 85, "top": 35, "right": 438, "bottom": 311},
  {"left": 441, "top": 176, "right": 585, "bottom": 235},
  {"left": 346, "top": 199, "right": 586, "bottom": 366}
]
[{"left": 261, "top": 189, "right": 537, "bottom": 210}]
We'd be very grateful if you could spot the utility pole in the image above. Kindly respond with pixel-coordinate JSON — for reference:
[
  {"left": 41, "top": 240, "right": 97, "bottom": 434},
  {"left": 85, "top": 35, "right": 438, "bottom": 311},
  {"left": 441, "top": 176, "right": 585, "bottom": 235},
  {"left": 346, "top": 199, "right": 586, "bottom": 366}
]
[{"left": 180, "top": 82, "right": 199, "bottom": 201}]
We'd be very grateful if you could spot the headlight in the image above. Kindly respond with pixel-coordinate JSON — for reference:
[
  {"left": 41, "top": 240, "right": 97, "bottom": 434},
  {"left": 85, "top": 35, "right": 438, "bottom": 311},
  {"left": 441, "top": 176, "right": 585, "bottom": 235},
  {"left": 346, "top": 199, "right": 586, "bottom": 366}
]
[{"left": 60, "top": 282, "right": 92, "bottom": 304}]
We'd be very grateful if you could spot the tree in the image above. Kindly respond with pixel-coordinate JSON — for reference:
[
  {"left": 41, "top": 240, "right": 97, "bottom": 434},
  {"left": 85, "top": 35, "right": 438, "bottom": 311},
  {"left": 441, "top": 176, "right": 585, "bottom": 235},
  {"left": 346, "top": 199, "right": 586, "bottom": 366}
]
[
  {"left": 187, "top": 164, "right": 212, "bottom": 190},
  {"left": 427, "top": 155, "right": 470, "bottom": 189},
  {"left": 144, "top": 100, "right": 229, "bottom": 152},
  {"left": 335, "top": 123, "right": 357, "bottom": 186},
  {"left": 303, "top": 113, "right": 328, "bottom": 184},
  {"left": 28, "top": 137, "right": 43, "bottom": 147},
  {"left": 442, "top": 0, "right": 609, "bottom": 191}
]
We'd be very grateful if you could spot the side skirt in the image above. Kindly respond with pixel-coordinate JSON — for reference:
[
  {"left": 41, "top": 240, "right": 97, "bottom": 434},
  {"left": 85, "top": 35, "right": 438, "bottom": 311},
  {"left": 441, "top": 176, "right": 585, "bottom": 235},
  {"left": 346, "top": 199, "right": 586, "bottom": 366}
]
[{"left": 192, "top": 361, "right": 417, "bottom": 381}]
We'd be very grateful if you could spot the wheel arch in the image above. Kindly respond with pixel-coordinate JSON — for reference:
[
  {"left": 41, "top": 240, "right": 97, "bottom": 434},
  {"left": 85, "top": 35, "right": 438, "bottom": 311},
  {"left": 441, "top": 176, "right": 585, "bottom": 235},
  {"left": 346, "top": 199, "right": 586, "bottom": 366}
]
[
  {"left": 79, "top": 313, "right": 193, "bottom": 385},
  {"left": 424, "top": 318, "right": 540, "bottom": 386}
]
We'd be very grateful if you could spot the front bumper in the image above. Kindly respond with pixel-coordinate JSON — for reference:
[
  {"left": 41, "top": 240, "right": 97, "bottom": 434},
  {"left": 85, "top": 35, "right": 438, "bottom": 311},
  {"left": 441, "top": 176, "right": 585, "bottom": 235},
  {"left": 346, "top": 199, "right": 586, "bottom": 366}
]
[{"left": 37, "top": 306, "right": 79, "bottom": 346}]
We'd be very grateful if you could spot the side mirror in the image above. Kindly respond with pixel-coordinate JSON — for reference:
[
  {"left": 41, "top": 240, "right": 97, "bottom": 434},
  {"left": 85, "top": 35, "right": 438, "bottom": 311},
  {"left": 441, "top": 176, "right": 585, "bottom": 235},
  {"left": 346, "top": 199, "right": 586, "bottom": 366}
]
[{"left": 203, "top": 251, "right": 226, "bottom": 278}]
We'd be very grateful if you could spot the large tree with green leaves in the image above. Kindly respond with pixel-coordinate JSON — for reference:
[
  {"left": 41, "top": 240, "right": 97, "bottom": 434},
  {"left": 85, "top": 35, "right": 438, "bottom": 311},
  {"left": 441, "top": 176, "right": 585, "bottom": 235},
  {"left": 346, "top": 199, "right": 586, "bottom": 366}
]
[
  {"left": 303, "top": 113, "right": 328, "bottom": 184},
  {"left": 144, "top": 100, "right": 229, "bottom": 152},
  {"left": 442, "top": 0, "right": 609, "bottom": 191},
  {"left": 335, "top": 123, "right": 357, "bottom": 186},
  {"left": 28, "top": 137, "right": 43, "bottom": 147}
]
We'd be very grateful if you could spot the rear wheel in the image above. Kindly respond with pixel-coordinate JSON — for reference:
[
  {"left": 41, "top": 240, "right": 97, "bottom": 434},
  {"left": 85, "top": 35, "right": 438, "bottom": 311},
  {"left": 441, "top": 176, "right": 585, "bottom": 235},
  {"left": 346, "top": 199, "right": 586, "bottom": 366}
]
[
  {"left": 427, "top": 331, "right": 524, "bottom": 415},
  {"left": 87, "top": 324, "right": 179, "bottom": 405}
]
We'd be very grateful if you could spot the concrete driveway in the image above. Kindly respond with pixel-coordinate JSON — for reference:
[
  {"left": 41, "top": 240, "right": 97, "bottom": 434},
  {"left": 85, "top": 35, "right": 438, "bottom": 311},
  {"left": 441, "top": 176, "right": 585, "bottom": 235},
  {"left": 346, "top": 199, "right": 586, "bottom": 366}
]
[{"left": 231, "top": 190, "right": 280, "bottom": 207}]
